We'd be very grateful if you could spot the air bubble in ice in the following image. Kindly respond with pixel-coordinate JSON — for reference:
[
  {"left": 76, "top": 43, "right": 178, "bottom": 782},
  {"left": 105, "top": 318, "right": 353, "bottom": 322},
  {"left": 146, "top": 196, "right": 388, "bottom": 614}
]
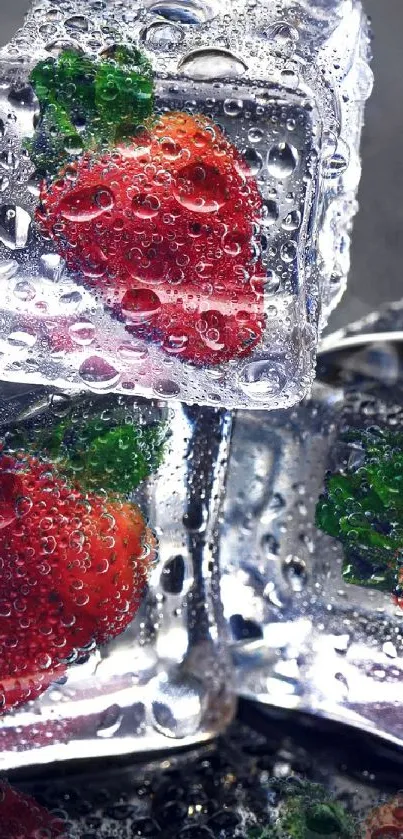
[
  {"left": 179, "top": 48, "right": 247, "bottom": 81},
  {"left": 267, "top": 142, "right": 299, "bottom": 179},
  {"left": 150, "top": 672, "right": 204, "bottom": 738},
  {"left": 239, "top": 360, "right": 287, "bottom": 399}
]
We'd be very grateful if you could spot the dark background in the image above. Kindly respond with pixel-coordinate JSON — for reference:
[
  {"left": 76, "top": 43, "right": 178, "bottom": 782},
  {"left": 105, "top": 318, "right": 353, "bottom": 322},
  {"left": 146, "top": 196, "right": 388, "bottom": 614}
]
[{"left": 0, "top": 0, "right": 402, "bottom": 332}]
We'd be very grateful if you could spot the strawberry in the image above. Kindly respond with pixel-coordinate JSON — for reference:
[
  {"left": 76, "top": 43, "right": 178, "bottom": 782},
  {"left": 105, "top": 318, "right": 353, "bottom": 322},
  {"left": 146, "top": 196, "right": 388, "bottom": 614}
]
[
  {"left": 0, "top": 452, "right": 155, "bottom": 713},
  {"left": 0, "top": 782, "right": 65, "bottom": 838},
  {"left": 363, "top": 795, "right": 403, "bottom": 838},
  {"left": 37, "top": 112, "right": 266, "bottom": 366}
]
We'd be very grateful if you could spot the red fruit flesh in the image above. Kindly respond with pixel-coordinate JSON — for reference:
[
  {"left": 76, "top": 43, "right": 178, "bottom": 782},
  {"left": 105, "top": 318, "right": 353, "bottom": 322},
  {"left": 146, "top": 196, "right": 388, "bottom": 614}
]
[
  {"left": 0, "top": 782, "right": 65, "bottom": 838},
  {"left": 0, "top": 454, "right": 153, "bottom": 713},
  {"left": 37, "top": 112, "right": 266, "bottom": 366}
]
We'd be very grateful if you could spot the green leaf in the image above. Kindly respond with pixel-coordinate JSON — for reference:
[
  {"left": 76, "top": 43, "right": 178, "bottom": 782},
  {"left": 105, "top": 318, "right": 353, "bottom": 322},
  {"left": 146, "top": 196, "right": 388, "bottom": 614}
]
[
  {"left": 315, "top": 426, "right": 403, "bottom": 595},
  {"left": 6, "top": 413, "right": 168, "bottom": 496},
  {"left": 27, "top": 45, "right": 154, "bottom": 178}
]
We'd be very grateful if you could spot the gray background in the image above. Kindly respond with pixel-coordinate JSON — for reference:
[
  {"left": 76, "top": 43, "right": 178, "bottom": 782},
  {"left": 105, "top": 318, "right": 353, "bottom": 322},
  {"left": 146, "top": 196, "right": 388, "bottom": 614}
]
[{"left": 0, "top": 0, "right": 401, "bottom": 333}]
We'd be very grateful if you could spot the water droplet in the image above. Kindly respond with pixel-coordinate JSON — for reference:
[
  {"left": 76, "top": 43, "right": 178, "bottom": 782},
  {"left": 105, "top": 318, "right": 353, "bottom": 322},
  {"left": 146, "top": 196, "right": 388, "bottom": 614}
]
[
  {"left": 153, "top": 379, "right": 181, "bottom": 398},
  {"left": 64, "top": 15, "right": 89, "bottom": 32},
  {"left": 14, "top": 280, "right": 36, "bottom": 301},
  {"left": 148, "top": 0, "right": 215, "bottom": 24},
  {"left": 150, "top": 673, "right": 204, "bottom": 738},
  {"left": 239, "top": 360, "right": 287, "bottom": 400},
  {"left": 324, "top": 140, "right": 350, "bottom": 178},
  {"left": 179, "top": 48, "right": 247, "bottom": 81},
  {"left": 280, "top": 240, "right": 297, "bottom": 263},
  {"left": 8, "top": 330, "right": 37, "bottom": 348},
  {"left": 0, "top": 204, "right": 31, "bottom": 250},
  {"left": 262, "top": 199, "right": 279, "bottom": 226},
  {"left": 79, "top": 356, "right": 121, "bottom": 390},
  {"left": 0, "top": 258, "right": 18, "bottom": 279},
  {"left": 161, "top": 555, "right": 187, "bottom": 595},
  {"left": 69, "top": 321, "right": 96, "bottom": 346},
  {"left": 265, "top": 270, "right": 281, "bottom": 294},
  {"left": 263, "top": 21, "right": 299, "bottom": 50},
  {"left": 267, "top": 142, "right": 299, "bottom": 179},
  {"left": 282, "top": 555, "right": 307, "bottom": 592},
  {"left": 118, "top": 341, "right": 149, "bottom": 361},
  {"left": 282, "top": 209, "right": 301, "bottom": 231},
  {"left": 173, "top": 162, "right": 228, "bottom": 213},
  {"left": 223, "top": 98, "right": 243, "bottom": 117},
  {"left": 248, "top": 126, "right": 264, "bottom": 144},
  {"left": 59, "top": 186, "right": 115, "bottom": 222},
  {"left": 239, "top": 147, "right": 263, "bottom": 177},
  {"left": 121, "top": 288, "right": 161, "bottom": 323},
  {"left": 132, "top": 193, "right": 160, "bottom": 219},
  {"left": 141, "top": 21, "right": 184, "bottom": 49},
  {"left": 40, "top": 253, "right": 64, "bottom": 281}
]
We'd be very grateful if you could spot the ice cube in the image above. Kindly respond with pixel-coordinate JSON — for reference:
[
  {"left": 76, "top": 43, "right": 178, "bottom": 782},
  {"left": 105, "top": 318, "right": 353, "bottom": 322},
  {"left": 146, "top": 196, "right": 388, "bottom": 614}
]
[{"left": 0, "top": 0, "right": 372, "bottom": 408}]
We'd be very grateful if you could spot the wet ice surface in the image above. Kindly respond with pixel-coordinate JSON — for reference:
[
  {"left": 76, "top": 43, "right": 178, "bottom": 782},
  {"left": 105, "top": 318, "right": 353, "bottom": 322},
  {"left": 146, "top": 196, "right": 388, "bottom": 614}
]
[
  {"left": 222, "top": 323, "right": 403, "bottom": 748},
  {"left": 0, "top": 388, "right": 234, "bottom": 771},
  {"left": 0, "top": 0, "right": 371, "bottom": 408}
]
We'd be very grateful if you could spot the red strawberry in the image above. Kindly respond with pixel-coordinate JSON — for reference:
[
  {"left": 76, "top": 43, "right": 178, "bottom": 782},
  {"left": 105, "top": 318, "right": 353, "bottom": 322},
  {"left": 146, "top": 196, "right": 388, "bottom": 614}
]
[
  {"left": 363, "top": 795, "right": 403, "bottom": 838},
  {"left": 0, "top": 453, "right": 155, "bottom": 713},
  {"left": 37, "top": 112, "right": 265, "bottom": 366},
  {"left": 0, "top": 782, "right": 65, "bottom": 838}
]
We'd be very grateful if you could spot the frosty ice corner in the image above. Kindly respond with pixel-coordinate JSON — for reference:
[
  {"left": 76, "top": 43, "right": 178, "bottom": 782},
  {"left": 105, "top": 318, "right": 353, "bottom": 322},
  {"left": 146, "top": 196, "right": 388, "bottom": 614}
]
[{"left": 0, "top": 0, "right": 371, "bottom": 408}]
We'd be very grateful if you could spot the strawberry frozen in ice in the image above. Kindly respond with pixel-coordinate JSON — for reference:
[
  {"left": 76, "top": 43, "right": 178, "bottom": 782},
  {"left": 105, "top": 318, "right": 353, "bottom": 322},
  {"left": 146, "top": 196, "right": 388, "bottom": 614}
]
[
  {"left": 0, "top": 782, "right": 65, "bottom": 838},
  {"left": 0, "top": 451, "right": 155, "bottom": 713},
  {"left": 29, "top": 46, "right": 266, "bottom": 366},
  {"left": 37, "top": 111, "right": 265, "bottom": 366}
]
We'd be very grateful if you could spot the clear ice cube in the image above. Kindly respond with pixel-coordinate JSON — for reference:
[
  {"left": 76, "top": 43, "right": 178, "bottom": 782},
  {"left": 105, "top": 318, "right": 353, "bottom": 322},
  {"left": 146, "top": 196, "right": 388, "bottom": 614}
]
[
  {"left": 221, "top": 319, "right": 403, "bottom": 748},
  {"left": 0, "top": 0, "right": 371, "bottom": 408},
  {"left": 0, "top": 385, "right": 234, "bottom": 771}
]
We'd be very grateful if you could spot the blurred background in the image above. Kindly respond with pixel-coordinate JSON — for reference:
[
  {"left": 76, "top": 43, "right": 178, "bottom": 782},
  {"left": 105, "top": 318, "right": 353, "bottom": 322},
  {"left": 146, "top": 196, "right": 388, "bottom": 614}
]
[{"left": 0, "top": 0, "right": 401, "bottom": 333}]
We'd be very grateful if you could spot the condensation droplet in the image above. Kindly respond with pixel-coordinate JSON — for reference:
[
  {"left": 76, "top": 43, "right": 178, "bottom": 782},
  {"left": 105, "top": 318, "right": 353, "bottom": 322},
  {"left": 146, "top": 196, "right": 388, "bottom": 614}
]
[
  {"left": 79, "top": 356, "right": 121, "bottom": 390},
  {"left": 154, "top": 379, "right": 181, "bottom": 398},
  {"left": 150, "top": 673, "right": 205, "bottom": 738},
  {"left": 69, "top": 321, "right": 96, "bottom": 346},
  {"left": 267, "top": 142, "right": 299, "bottom": 179},
  {"left": 0, "top": 205, "right": 31, "bottom": 250},
  {"left": 239, "top": 360, "right": 287, "bottom": 400},
  {"left": 179, "top": 48, "right": 247, "bottom": 81}
]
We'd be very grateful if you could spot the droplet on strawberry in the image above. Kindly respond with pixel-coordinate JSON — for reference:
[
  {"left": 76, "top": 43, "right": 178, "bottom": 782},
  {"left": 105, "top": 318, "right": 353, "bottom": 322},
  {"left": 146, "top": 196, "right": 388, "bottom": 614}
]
[
  {"left": 0, "top": 782, "right": 65, "bottom": 838},
  {"left": 37, "top": 112, "right": 266, "bottom": 366},
  {"left": 0, "top": 453, "right": 155, "bottom": 713}
]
